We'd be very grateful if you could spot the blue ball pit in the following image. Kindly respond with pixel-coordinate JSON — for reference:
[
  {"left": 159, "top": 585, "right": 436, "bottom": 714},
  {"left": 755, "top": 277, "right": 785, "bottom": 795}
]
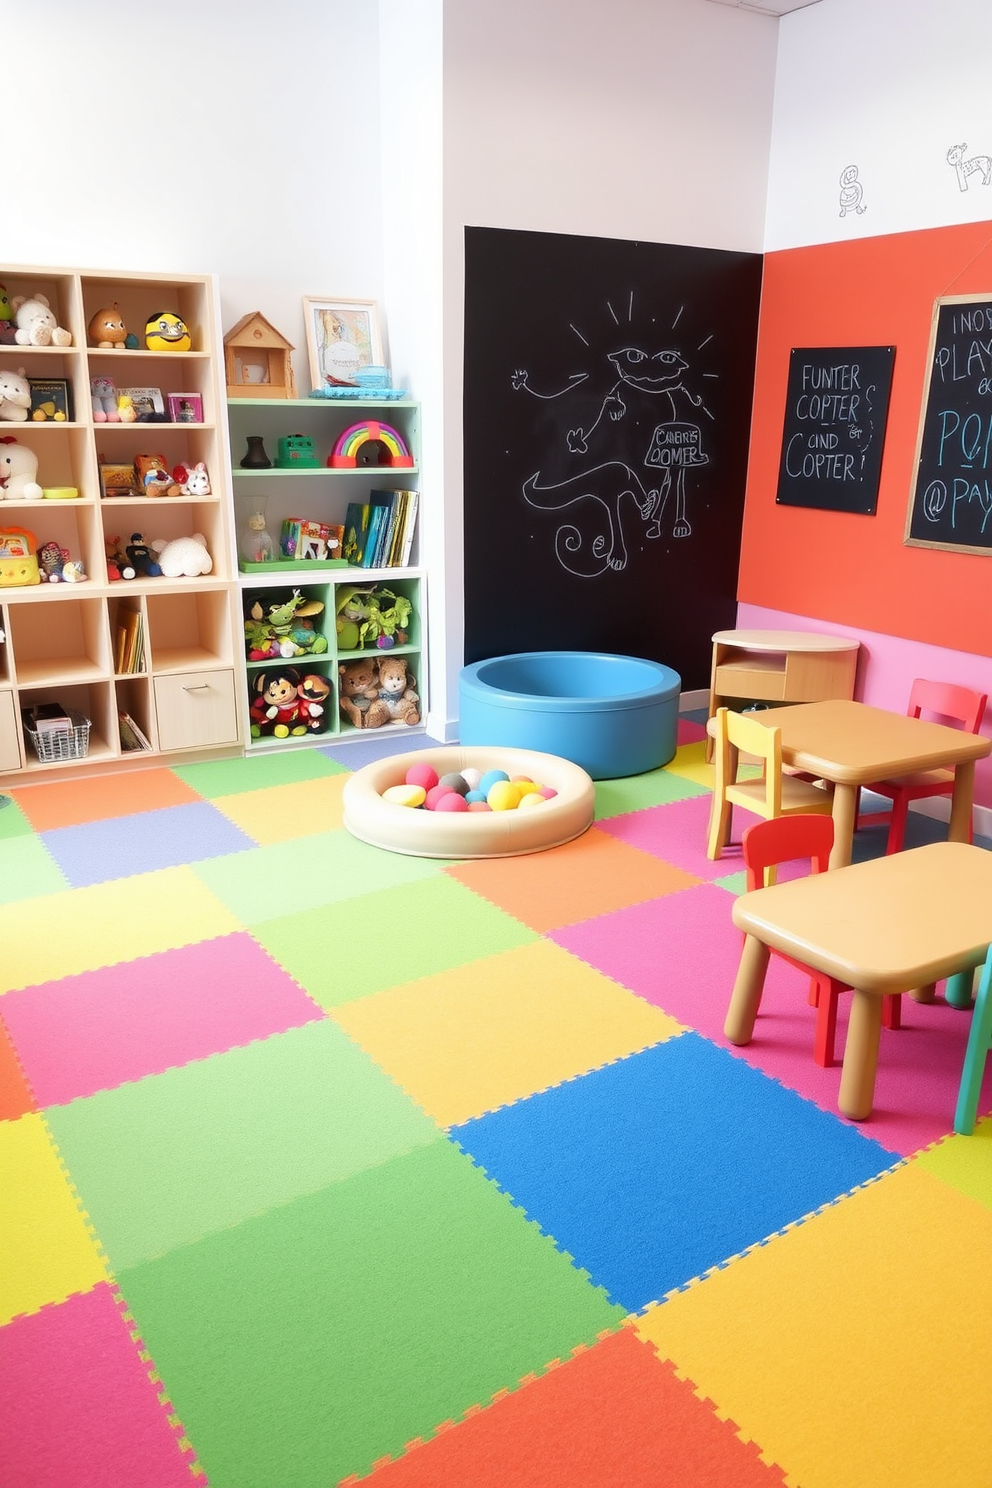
[{"left": 459, "top": 651, "right": 681, "bottom": 780}]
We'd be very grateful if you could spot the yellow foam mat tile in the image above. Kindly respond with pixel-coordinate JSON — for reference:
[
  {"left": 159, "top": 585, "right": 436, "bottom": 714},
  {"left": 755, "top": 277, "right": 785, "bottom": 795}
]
[
  {"left": 664, "top": 740, "right": 714, "bottom": 788},
  {"left": 210, "top": 775, "right": 347, "bottom": 845},
  {"left": 0, "top": 867, "right": 240, "bottom": 995},
  {"left": 332, "top": 940, "right": 684, "bottom": 1127},
  {"left": 0, "top": 1114, "right": 107, "bottom": 1325},
  {"left": 635, "top": 1163, "right": 992, "bottom": 1488}
]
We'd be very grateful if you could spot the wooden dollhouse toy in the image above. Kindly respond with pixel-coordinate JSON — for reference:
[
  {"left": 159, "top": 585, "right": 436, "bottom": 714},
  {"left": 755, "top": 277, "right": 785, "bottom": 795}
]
[{"left": 224, "top": 311, "right": 297, "bottom": 399}]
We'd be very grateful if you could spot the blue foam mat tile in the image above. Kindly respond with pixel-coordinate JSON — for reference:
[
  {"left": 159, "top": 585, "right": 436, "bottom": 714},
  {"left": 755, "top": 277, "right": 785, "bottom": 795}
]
[
  {"left": 316, "top": 733, "right": 446, "bottom": 770},
  {"left": 41, "top": 801, "right": 257, "bottom": 887},
  {"left": 451, "top": 1034, "right": 898, "bottom": 1313}
]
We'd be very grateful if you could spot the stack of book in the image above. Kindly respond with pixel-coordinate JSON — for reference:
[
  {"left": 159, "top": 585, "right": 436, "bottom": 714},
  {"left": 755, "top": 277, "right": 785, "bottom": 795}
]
[
  {"left": 342, "top": 489, "right": 419, "bottom": 569},
  {"left": 118, "top": 711, "right": 152, "bottom": 752},
  {"left": 27, "top": 702, "right": 72, "bottom": 738},
  {"left": 114, "top": 610, "right": 144, "bottom": 674}
]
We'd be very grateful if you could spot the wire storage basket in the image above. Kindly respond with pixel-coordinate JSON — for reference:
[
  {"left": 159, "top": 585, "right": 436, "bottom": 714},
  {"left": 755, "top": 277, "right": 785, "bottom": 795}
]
[{"left": 23, "top": 709, "right": 91, "bottom": 762}]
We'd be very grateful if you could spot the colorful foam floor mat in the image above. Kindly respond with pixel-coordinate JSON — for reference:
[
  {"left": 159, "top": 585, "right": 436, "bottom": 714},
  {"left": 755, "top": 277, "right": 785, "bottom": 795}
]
[{"left": 2, "top": 720, "right": 991, "bottom": 1488}]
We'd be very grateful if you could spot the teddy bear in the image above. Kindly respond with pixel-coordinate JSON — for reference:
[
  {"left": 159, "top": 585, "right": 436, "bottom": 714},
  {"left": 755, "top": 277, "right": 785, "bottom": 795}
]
[
  {"left": 0, "top": 367, "right": 31, "bottom": 422},
  {"left": 134, "top": 453, "right": 181, "bottom": 497},
  {"left": 338, "top": 657, "right": 379, "bottom": 728},
  {"left": 0, "top": 437, "right": 42, "bottom": 499},
  {"left": 366, "top": 656, "right": 420, "bottom": 728},
  {"left": 150, "top": 533, "right": 212, "bottom": 578},
  {"left": 11, "top": 294, "right": 72, "bottom": 348}
]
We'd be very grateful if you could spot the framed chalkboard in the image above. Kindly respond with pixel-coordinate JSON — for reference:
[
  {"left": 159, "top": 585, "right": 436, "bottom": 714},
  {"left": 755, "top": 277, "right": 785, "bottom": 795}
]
[
  {"left": 463, "top": 227, "right": 763, "bottom": 690},
  {"left": 906, "top": 295, "right": 992, "bottom": 554},
  {"left": 775, "top": 346, "right": 894, "bottom": 514}
]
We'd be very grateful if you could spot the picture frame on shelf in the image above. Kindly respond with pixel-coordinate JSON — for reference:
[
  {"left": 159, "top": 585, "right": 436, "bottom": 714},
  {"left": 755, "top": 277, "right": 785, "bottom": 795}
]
[
  {"left": 119, "top": 386, "right": 166, "bottom": 422},
  {"left": 167, "top": 391, "right": 203, "bottom": 424},
  {"left": 303, "top": 296, "right": 384, "bottom": 393},
  {"left": 28, "top": 377, "right": 73, "bottom": 423}
]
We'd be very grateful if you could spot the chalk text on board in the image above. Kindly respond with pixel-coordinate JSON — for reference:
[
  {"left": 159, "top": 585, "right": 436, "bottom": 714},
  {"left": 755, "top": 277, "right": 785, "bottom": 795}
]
[
  {"left": 934, "top": 339, "right": 992, "bottom": 383},
  {"left": 921, "top": 477, "right": 992, "bottom": 533},
  {"left": 935, "top": 408, "right": 992, "bottom": 469}
]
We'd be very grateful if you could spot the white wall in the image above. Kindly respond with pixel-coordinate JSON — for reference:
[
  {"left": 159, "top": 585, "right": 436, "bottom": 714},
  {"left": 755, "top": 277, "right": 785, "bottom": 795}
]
[
  {"left": 766, "top": 0, "right": 992, "bottom": 249},
  {"left": 3, "top": 1, "right": 384, "bottom": 416}
]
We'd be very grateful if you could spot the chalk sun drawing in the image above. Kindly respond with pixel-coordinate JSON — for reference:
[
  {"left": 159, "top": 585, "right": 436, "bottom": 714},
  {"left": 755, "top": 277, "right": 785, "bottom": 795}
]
[{"left": 510, "top": 293, "right": 716, "bottom": 576}]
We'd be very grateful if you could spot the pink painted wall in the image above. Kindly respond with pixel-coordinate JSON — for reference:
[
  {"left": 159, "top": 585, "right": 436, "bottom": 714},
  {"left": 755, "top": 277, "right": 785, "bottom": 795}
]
[{"left": 737, "top": 602, "right": 992, "bottom": 810}]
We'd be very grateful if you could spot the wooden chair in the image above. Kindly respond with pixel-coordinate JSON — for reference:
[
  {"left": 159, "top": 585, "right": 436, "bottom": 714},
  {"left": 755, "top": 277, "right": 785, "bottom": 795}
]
[
  {"left": 857, "top": 679, "right": 988, "bottom": 855},
  {"left": 953, "top": 944, "right": 992, "bottom": 1135},
  {"left": 706, "top": 706, "right": 833, "bottom": 864},
  {"left": 740, "top": 816, "right": 902, "bottom": 1066}
]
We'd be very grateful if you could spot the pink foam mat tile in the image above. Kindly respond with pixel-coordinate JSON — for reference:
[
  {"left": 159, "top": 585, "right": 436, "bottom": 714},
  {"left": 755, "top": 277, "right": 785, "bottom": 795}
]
[
  {"left": 1, "top": 932, "right": 323, "bottom": 1107},
  {"left": 0, "top": 1282, "right": 197, "bottom": 1488},
  {"left": 597, "top": 794, "right": 748, "bottom": 881},
  {"left": 553, "top": 883, "right": 983, "bottom": 1156}
]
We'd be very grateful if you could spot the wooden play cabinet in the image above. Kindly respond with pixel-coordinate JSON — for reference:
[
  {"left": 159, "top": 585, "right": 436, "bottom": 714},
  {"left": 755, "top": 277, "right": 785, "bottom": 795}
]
[
  {"left": 706, "top": 628, "right": 859, "bottom": 760},
  {"left": 0, "top": 263, "right": 243, "bottom": 783}
]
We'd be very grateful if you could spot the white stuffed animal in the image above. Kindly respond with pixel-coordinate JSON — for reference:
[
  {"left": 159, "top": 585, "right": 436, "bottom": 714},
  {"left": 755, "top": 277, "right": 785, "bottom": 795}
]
[
  {"left": 0, "top": 367, "right": 31, "bottom": 422},
  {"left": 11, "top": 294, "right": 72, "bottom": 348},
  {"left": 151, "top": 532, "right": 212, "bottom": 578},
  {"left": 0, "top": 437, "right": 43, "bottom": 499}
]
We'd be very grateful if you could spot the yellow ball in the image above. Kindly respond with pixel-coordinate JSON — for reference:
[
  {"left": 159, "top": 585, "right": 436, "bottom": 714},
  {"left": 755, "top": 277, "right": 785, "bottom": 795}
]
[
  {"left": 382, "top": 783, "right": 426, "bottom": 808},
  {"left": 516, "top": 780, "right": 543, "bottom": 799},
  {"left": 487, "top": 780, "right": 521, "bottom": 811},
  {"left": 517, "top": 791, "right": 545, "bottom": 809}
]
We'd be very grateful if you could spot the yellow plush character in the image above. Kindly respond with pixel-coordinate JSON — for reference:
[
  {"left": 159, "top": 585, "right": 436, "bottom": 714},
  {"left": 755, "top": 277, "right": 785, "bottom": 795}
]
[{"left": 144, "top": 312, "right": 191, "bottom": 351}]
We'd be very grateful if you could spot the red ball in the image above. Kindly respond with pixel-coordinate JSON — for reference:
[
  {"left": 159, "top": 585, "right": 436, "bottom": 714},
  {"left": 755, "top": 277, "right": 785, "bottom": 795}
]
[
  {"left": 435, "top": 792, "right": 469, "bottom": 812},
  {"left": 424, "top": 783, "right": 457, "bottom": 811},
  {"left": 406, "top": 762, "right": 439, "bottom": 791}
]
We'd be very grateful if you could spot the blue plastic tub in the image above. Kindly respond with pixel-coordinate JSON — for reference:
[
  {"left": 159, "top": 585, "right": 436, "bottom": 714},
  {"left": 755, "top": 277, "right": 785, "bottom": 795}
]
[{"left": 458, "top": 651, "right": 681, "bottom": 780}]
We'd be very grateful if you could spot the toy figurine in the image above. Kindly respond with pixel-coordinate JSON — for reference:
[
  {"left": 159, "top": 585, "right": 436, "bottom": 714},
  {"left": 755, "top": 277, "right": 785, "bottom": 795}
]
[
  {"left": 298, "top": 672, "right": 332, "bottom": 732},
  {"left": 105, "top": 536, "right": 136, "bottom": 581},
  {"left": 241, "top": 506, "right": 274, "bottom": 564},
  {"left": 125, "top": 533, "right": 162, "bottom": 578},
  {"left": 145, "top": 312, "right": 191, "bottom": 351},
  {"left": 88, "top": 304, "right": 128, "bottom": 349},
  {"left": 250, "top": 666, "right": 309, "bottom": 738}
]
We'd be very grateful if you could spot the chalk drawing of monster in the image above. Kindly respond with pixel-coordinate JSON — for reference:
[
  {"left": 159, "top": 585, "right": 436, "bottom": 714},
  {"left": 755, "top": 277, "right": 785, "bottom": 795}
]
[
  {"left": 511, "top": 309, "right": 713, "bottom": 576},
  {"left": 947, "top": 142, "right": 992, "bottom": 192},
  {"left": 839, "top": 163, "right": 867, "bottom": 216}
]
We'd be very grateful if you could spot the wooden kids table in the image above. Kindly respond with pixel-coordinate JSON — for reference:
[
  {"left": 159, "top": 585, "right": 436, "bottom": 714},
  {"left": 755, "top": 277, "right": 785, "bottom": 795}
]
[{"left": 726, "top": 840, "right": 992, "bottom": 1120}]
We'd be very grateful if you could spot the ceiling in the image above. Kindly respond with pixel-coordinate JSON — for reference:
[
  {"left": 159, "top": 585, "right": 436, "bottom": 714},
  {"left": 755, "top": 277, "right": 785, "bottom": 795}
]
[{"left": 703, "top": 0, "right": 823, "bottom": 15}]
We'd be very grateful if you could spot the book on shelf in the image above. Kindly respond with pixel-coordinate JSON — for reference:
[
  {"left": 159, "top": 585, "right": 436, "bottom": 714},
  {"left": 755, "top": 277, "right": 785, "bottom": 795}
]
[
  {"left": 27, "top": 702, "right": 72, "bottom": 735},
  {"left": 398, "top": 488, "right": 419, "bottom": 567},
  {"left": 361, "top": 498, "right": 389, "bottom": 569},
  {"left": 118, "top": 710, "right": 152, "bottom": 752},
  {"left": 367, "top": 489, "right": 418, "bottom": 568},
  {"left": 342, "top": 503, "right": 370, "bottom": 566},
  {"left": 114, "top": 609, "right": 143, "bottom": 674}
]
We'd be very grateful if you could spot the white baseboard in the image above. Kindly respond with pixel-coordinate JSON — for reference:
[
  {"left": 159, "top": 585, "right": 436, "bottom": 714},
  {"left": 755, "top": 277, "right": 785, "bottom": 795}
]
[{"left": 680, "top": 688, "right": 709, "bottom": 712}]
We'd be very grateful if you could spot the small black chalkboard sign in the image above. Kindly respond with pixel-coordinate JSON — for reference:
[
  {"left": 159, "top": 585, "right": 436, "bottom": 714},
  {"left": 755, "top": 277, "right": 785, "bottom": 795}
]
[
  {"left": 776, "top": 346, "right": 895, "bottom": 514},
  {"left": 906, "top": 296, "right": 992, "bottom": 555}
]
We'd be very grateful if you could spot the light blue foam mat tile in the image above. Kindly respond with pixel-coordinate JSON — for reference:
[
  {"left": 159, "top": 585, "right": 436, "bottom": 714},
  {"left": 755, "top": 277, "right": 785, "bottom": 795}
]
[{"left": 41, "top": 802, "right": 257, "bottom": 887}]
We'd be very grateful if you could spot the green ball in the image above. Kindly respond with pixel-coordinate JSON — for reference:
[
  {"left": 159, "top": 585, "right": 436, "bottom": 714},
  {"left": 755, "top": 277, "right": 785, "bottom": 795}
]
[{"left": 337, "top": 620, "right": 360, "bottom": 650}]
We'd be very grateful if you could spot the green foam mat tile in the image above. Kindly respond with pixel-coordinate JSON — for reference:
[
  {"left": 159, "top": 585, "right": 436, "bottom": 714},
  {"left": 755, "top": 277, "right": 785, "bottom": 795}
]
[
  {"left": 172, "top": 749, "right": 347, "bottom": 799},
  {"left": 45, "top": 1019, "right": 442, "bottom": 1270},
  {"left": 0, "top": 834, "right": 69, "bottom": 903},
  {"left": 116, "top": 1139, "right": 623, "bottom": 1488},
  {"left": 0, "top": 796, "right": 35, "bottom": 840},
  {"left": 594, "top": 769, "right": 708, "bottom": 821},
  {"left": 193, "top": 829, "right": 446, "bottom": 925},
  {"left": 714, "top": 869, "right": 747, "bottom": 895},
  {"left": 254, "top": 875, "right": 538, "bottom": 1010}
]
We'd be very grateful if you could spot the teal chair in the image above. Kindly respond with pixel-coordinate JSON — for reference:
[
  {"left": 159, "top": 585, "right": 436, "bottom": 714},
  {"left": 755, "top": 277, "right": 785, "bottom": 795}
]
[{"left": 953, "top": 945, "right": 992, "bottom": 1135}]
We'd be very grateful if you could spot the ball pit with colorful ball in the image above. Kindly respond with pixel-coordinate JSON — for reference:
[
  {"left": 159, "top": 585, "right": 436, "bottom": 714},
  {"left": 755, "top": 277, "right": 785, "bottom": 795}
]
[{"left": 342, "top": 746, "right": 595, "bottom": 860}]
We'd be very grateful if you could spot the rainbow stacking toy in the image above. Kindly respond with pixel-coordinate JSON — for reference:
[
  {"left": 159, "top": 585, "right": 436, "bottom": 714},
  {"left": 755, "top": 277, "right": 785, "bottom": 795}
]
[{"left": 328, "top": 420, "right": 414, "bottom": 468}]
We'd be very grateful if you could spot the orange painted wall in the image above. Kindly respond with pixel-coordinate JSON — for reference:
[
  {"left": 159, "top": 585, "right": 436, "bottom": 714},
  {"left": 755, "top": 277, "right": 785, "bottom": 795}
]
[{"left": 739, "top": 221, "right": 992, "bottom": 655}]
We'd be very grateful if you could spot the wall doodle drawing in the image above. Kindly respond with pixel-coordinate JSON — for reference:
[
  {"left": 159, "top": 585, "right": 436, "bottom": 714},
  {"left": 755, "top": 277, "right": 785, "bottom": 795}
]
[
  {"left": 511, "top": 299, "right": 715, "bottom": 576},
  {"left": 946, "top": 142, "right": 992, "bottom": 191},
  {"left": 462, "top": 227, "right": 762, "bottom": 686},
  {"left": 838, "top": 164, "right": 867, "bottom": 217}
]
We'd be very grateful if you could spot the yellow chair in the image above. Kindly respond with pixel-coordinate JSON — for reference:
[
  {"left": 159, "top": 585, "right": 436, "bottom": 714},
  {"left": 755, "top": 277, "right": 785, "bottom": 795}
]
[{"left": 707, "top": 706, "right": 834, "bottom": 862}]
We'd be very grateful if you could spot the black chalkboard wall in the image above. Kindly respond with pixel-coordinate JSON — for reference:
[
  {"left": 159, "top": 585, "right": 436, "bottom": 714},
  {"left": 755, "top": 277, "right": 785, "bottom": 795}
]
[
  {"left": 463, "top": 227, "right": 763, "bottom": 689},
  {"left": 775, "top": 346, "right": 894, "bottom": 514},
  {"left": 907, "top": 295, "right": 992, "bottom": 554}
]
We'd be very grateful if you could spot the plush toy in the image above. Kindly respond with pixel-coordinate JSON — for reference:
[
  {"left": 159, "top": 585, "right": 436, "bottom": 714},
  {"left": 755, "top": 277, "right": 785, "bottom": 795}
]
[
  {"left": 11, "top": 294, "right": 72, "bottom": 348},
  {"left": 366, "top": 656, "right": 420, "bottom": 728},
  {"left": 0, "top": 367, "right": 31, "bottom": 422},
  {"left": 335, "top": 585, "right": 373, "bottom": 650},
  {"left": 172, "top": 460, "right": 210, "bottom": 496},
  {"left": 145, "top": 312, "right": 191, "bottom": 352},
  {"left": 125, "top": 533, "right": 162, "bottom": 578},
  {"left": 88, "top": 304, "right": 127, "bottom": 348},
  {"left": 0, "top": 284, "right": 16, "bottom": 344},
  {"left": 298, "top": 672, "right": 332, "bottom": 733},
  {"left": 38, "top": 539, "right": 66, "bottom": 581},
  {"left": 150, "top": 532, "right": 212, "bottom": 578},
  {"left": 338, "top": 657, "right": 379, "bottom": 728},
  {"left": 90, "top": 375, "right": 120, "bottom": 422},
  {"left": 105, "top": 535, "right": 136, "bottom": 581},
  {"left": 0, "top": 438, "right": 42, "bottom": 499},
  {"left": 116, "top": 395, "right": 138, "bottom": 423},
  {"left": 250, "top": 666, "right": 308, "bottom": 738},
  {"left": 244, "top": 589, "right": 327, "bottom": 659},
  {"left": 134, "top": 453, "right": 181, "bottom": 497}
]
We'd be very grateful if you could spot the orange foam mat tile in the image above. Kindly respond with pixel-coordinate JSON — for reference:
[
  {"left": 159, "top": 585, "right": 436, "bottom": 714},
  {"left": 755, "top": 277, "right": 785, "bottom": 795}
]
[
  {"left": 635, "top": 1162, "right": 992, "bottom": 1488},
  {"left": 9, "top": 770, "right": 203, "bottom": 833},
  {"left": 351, "top": 1327, "right": 786, "bottom": 1488},
  {"left": 0, "top": 1016, "right": 36, "bottom": 1121},
  {"left": 447, "top": 826, "right": 700, "bottom": 933}
]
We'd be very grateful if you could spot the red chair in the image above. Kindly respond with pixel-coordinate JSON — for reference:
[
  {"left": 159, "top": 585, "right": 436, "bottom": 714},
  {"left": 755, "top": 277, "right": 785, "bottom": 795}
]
[
  {"left": 740, "top": 816, "right": 901, "bottom": 1067},
  {"left": 857, "top": 679, "right": 988, "bottom": 855}
]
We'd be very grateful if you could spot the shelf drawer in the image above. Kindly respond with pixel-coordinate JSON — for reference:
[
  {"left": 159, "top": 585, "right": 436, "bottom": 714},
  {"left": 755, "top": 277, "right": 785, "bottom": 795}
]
[
  {"left": 153, "top": 668, "right": 238, "bottom": 751},
  {"left": 0, "top": 689, "right": 22, "bottom": 771},
  {"left": 714, "top": 662, "right": 788, "bottom": 701}
]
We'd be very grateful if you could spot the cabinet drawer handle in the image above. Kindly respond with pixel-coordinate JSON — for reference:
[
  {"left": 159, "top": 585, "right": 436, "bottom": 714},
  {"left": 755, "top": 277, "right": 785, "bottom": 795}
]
[{"left": 183, "top": 684, "right": 211, "bottom": 693}]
